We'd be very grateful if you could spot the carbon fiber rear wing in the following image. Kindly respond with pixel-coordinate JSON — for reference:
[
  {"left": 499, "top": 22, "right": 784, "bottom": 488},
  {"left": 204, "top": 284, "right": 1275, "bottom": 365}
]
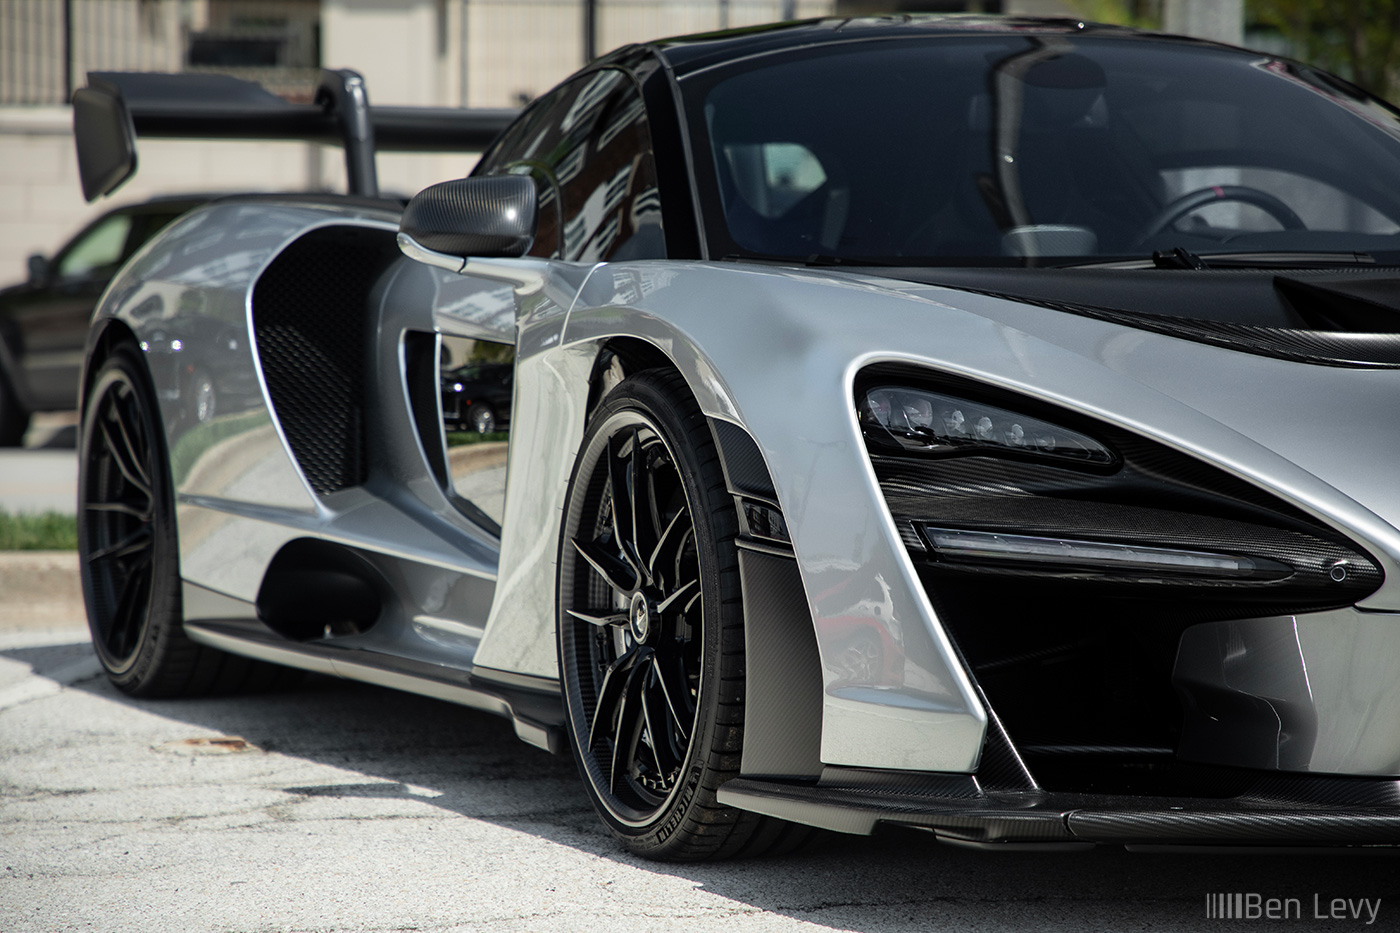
[{"left": 72, "top": 69, "right": 518, "bottom": 201}]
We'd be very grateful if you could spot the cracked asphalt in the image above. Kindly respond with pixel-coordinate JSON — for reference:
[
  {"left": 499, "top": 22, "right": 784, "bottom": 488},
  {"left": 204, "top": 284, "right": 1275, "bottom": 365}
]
[{"left": 3, "top": 627, "right": 1399, "bottom": 933}]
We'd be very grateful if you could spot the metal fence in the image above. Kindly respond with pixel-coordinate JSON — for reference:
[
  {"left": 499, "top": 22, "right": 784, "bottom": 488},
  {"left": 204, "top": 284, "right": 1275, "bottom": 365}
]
[
  {"left": 2, "top": 0, "right": 184, "bottom": 106},
  {"left": 1, "top": 0, "right": 839, "bottom": 108},
  {"left": 2, "top": 0, "right": 73, "bottom": 105}
]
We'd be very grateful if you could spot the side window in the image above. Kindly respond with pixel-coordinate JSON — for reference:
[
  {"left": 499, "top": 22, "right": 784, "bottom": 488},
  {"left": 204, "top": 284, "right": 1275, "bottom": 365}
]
[
  {"left": 475, "top": 69, "right": 663, "bottom": 262},
  {"left": 56, "top": 212, "right": 133, "bottom": 280},
  {"left": 721, "top": 142, "right": 827, "bottom": 219},
  {"left": 475, "top": 73, "right": 619, "bottom": 259},
  {"left": 560, "top": 77, "right": 664, "bottom": 262},
  {"left": 440, "top": 334, "right": 513, "bottom": 529}
]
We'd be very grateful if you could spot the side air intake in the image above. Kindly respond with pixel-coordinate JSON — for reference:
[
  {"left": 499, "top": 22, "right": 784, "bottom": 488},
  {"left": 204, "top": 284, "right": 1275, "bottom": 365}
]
[{"left": 252, "top": 225, "right": 399, "bottom": 495}]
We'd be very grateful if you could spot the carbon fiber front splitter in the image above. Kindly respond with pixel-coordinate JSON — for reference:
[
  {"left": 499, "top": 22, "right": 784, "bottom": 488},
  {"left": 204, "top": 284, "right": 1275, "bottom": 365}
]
[{"left": 718, "top": 775, "right": 1400, "bottom": 848}]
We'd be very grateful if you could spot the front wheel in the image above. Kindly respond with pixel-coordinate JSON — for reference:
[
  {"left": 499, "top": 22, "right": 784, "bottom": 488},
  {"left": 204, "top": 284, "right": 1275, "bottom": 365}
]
[{"left": 557, "top": 369, "right": 807, "bottom": 860}]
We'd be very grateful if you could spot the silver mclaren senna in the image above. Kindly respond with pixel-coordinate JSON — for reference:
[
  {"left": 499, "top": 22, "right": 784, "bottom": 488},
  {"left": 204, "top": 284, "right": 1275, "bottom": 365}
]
[{"left": 73, "top": 15, "right": 1400, "bottom": 859}]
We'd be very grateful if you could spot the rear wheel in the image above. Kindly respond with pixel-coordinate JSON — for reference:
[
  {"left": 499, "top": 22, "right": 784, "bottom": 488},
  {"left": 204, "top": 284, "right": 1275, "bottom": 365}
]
[
  {"left": 79, "top": 344, "right": 294, "bottom": 696},
  {"left": 558, "top": 370, "right": 808, "bottom": 860},
  {"left": 467, "top": 402, "right": 495, "bottom": 434}
]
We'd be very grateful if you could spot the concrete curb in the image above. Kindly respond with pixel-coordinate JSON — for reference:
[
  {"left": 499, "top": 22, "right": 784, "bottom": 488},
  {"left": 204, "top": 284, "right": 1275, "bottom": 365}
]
[
  {"left": 448, "top": 441, "right": 508, "bottom": 477},
  {"left": 0, "top": 550, "right": 84, "bottom": 628}
]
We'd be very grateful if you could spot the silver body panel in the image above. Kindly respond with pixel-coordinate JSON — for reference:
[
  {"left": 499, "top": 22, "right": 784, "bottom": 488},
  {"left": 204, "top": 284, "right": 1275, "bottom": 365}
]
[
  {"left": 92, "top": 201, "right": 1400, "bottom": 777},
  {"left": 1175, "top": 606, "right": 1400, "bottom": 776}
]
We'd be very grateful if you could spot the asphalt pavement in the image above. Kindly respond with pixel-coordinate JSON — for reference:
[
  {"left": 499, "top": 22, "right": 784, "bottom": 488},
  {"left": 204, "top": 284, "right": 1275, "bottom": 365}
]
[
  {"left": 3, "top": 620, "right": 1400, "bottom": 933},
  {"left": 3, "top": 415, "right": 1400, "bottom": 932}
]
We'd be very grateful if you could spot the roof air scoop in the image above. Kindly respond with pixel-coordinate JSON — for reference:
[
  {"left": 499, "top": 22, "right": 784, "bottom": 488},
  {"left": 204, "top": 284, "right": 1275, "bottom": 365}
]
[{"left": 1275, "top": 275, "right": 1400, "bottom": 333}]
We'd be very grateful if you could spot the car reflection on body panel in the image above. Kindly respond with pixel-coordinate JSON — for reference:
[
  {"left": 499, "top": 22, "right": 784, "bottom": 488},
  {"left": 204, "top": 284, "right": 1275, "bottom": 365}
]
[{"left": 441, "top": 360, "right": 512, "bottom": 433}]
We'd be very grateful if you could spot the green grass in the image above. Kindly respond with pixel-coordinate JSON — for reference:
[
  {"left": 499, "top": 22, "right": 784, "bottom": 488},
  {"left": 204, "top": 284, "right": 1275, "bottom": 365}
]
[{"left": 0, "top": 509, "right": 78, "bottom": 550}]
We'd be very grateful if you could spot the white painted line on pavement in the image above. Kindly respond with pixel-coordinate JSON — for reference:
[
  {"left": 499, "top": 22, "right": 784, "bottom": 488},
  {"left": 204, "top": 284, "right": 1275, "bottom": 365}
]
[{"left": 0, "top": 629, "right": 90, "bottom": 651}]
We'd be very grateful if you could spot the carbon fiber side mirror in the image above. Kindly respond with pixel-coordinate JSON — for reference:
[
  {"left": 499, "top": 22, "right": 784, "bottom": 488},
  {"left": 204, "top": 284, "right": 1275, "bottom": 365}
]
[{"left": 398, "top": 176, "right": 537, "bottom": 268}]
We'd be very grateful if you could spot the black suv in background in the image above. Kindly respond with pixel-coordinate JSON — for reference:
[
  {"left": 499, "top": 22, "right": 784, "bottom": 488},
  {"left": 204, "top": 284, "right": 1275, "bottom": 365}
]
[
  {"left": 0, "top": 195, "right": 207, "bottom": 445},
  {"left": 441, "top": 360, "right": 512, "bottom": 434}
]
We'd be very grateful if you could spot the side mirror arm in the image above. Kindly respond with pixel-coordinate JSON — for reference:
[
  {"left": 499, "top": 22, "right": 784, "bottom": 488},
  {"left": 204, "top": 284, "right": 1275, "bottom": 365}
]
[
  {"left": 398, "top": 175, "right": 544, "bottom": 290},
  {"left": 396, "top": 232, "right": 547, "bottom": 291}
]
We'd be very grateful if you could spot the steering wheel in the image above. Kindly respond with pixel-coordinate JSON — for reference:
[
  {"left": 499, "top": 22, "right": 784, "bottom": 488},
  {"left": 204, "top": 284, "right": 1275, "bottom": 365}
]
[{"left": 1135, "top": 184, "right": 1306, "bottom": 244}]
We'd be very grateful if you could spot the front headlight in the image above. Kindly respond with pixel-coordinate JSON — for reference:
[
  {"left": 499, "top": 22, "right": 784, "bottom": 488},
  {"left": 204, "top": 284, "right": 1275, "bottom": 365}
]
[
  {"left": 921, "top": 526, "right": 1289, "bottom": 580},
  {"left": 855, "top": 365, "right": 1378, "bottom": 599},
  {"left": 859, "top": 385, "right": 1115, "bottom": 467}
]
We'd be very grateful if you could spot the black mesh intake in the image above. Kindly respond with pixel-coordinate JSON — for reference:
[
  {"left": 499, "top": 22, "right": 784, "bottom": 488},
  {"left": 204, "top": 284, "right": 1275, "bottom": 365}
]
[
  {"left": 253, "top": 226, "right": 400, "bottom": 495},
  {"left": 399, "top": 175, "right": 537, "bottom": 258}
]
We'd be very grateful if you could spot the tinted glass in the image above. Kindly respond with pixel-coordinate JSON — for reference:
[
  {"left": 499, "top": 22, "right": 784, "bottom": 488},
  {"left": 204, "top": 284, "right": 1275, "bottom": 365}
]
[
  {"left": 476, "top": 69, "right": 663, "bottom": 262},
  {"left": 689, "top": 37, "right": 1400, "bottom": 264},
  {"left": 56, "top": 212, "right": 133, "bottom": 279},
  {"left": 559, "top": 78, "right": 664, "bottom": 262},
  {"left": 474, "top": 73, "right": 613, "bottom": 258}
]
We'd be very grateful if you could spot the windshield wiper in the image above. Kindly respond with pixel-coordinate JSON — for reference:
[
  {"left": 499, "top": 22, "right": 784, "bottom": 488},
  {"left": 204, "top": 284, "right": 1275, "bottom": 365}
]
[
  {"left": 1152, "top": 247, "right": 1208, "bottom": 269},
  {"left": 1065, "top": 249, "right": 1379, "bottom": 270},
  {"left": 1196, "top": 250, "right": 1375, "bottom": 268}
]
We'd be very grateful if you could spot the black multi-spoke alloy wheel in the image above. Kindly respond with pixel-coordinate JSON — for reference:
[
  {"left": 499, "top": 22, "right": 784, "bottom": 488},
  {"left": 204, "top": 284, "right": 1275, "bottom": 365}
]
[
  {"left": 559, "top": 370, "right": 808, "bottom": 860},
  {"left": 79, "top": 344, "right": 293, "bottom": 696}
]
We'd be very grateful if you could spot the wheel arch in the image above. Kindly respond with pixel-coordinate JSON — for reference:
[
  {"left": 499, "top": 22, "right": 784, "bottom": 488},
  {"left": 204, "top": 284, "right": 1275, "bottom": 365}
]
[
  {"left": 581, "top": 335, "right": 826, "bottom": 780},
  {"left": 80, "top": 318, "right": 144, "bottom": 420},
  {"left": 582, "top": 336, "right": 674, "bottom": 427}
]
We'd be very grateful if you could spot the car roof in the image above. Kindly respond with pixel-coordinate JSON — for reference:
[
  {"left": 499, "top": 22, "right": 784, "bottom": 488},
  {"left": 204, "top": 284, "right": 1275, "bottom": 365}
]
[{"left": 644, "top": 14, "right": 1221, "bottom": 76}]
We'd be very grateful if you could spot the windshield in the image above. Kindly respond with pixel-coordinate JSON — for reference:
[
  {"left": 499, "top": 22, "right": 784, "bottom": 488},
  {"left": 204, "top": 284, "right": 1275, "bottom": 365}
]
[{"left": 687, "top": 36, "right": 1400, "bottom": 266}]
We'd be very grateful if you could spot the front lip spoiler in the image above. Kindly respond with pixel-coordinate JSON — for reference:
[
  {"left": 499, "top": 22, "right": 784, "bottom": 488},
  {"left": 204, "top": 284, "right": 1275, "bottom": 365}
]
[{"left": 718, "top": 777, "right": 1400, "bottom": 847}]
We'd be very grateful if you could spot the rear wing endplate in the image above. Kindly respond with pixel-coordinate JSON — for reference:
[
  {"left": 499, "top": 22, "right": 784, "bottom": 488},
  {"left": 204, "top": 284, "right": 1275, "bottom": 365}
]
[{"left": 72, "top": 69, "right": 518, "bottom": 202}]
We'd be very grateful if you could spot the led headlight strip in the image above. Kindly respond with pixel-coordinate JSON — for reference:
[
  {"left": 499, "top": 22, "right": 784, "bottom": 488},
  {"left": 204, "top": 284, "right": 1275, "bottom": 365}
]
[
  {"left": 859, "top": 385, "right": 1115, "bottom": 467},
  {"left": 922, "top": 526, "right": 1261, "bottom": 578}
]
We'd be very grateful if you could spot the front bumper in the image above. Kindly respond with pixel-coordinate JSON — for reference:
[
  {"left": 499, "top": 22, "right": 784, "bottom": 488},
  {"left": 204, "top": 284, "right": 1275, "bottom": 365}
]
[{"left": 719, "top": 767, "right": 1400, "bottom": 847}]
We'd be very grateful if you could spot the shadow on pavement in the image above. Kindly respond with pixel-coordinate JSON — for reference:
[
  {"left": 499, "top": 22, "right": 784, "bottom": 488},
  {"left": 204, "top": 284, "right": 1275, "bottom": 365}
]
[{"left": 7, "top": 640, "right": 1399, "bottom": 932}]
